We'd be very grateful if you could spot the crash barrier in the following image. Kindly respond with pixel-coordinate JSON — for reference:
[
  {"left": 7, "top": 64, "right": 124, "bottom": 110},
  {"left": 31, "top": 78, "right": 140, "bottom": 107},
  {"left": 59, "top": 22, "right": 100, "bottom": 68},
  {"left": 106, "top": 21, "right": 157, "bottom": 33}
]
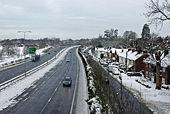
[
  {"left": 78, "top": 49, "right": 88, "bottom": 66},
  {"left": 0, "top": 57, "right": 30, "bottom": 72}
]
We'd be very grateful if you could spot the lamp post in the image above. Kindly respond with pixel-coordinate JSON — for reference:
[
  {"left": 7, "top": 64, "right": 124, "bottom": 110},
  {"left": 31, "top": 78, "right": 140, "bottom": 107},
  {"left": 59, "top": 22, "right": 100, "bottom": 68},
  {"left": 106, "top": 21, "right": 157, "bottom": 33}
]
[{"left": 17, "top": 31, "right": 31, "bottom": 77}]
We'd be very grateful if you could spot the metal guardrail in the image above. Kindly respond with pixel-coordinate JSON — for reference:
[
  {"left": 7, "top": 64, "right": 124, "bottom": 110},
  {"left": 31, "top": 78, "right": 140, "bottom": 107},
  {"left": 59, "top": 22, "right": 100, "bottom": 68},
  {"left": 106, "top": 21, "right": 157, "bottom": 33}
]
[
  {"left": 0, "top": 47, "right": 55, "bottom": 72},
  {"left": 0, "top": 57, "right": 31, "bottom": 72},
  {"left": 0, "top": 48, "right": 66, "bottom": 91}
]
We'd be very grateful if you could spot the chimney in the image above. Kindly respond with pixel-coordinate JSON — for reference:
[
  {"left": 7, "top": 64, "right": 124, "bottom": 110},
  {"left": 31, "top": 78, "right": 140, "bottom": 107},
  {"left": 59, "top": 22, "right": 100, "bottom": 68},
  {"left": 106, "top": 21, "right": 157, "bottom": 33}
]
[
  {"left": 164, "top": 50, "right": 169, "bottom": 57},
  {"left": 128, "top": 48, "right": 131, "bottom": 52},
  {"left": 132, "top": 49, "right": 135, "bottom": 53},
  {"left": 143, "top": 50, "right": 148, "bottom": 53},
  {"left": 137, "top": 48, "right": 142, "bottom": 54}
]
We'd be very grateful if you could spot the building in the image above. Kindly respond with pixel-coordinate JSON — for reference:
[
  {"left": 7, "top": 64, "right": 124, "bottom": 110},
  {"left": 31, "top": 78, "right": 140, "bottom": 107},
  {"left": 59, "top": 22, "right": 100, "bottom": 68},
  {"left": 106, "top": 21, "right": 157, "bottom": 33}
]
[
  {"left": 95, "top": 47, "right": 148, "bottom": 72},
  {"left": 116, "top": 49, "right": 148, "bottom": 72}
]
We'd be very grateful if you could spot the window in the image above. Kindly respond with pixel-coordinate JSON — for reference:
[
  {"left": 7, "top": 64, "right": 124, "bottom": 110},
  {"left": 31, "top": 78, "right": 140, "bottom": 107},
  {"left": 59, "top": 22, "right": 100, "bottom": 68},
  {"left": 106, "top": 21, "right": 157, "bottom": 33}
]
[{"left": 162, "top": 68, "right": 166, "bottom": 73}]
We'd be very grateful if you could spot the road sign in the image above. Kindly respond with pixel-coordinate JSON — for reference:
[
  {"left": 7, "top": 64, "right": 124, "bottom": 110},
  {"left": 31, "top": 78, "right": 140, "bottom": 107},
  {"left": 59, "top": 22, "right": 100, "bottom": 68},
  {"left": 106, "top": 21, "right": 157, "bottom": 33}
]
[{"left": 29, "top": 48, "right": 36, "bottom": 54}]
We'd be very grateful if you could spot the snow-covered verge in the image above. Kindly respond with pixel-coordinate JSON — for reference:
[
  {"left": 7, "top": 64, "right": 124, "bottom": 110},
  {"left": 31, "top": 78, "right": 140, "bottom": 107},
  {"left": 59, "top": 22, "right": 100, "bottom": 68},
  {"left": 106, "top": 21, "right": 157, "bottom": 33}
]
[
  {"left": 0, "top": 47, "right": 73, "bottom": 111},
  {"left": 86, "top": 65, "right": 103, "bottom": 114},
  {"left": 75, "top": 51, "right": 88, "bottom": 114},
  {"left": 0, "top": 46, "right": 52, "bottom": 67}
]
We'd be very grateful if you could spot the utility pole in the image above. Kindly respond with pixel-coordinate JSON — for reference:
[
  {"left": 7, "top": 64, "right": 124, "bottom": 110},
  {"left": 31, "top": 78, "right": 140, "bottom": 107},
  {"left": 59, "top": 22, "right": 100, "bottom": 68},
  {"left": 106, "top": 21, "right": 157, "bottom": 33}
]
[
  {"left": 125, "top": 51, "right": 128, "bottom": 73},
  {"left": 17, "top": 31, "right": 31, "bottom": 77}
]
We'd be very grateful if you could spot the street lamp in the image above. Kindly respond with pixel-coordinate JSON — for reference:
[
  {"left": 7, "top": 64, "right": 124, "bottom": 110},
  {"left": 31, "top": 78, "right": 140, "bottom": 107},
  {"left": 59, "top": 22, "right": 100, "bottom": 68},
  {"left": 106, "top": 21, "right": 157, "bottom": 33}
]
[{"left": 17, "top": 31, "right": 31, "bottom": 77}]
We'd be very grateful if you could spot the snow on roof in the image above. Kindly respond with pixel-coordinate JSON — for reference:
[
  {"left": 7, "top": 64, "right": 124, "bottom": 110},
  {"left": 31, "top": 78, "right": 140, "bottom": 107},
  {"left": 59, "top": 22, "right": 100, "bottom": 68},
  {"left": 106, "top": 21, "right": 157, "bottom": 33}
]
[
  {"left": 144, "top": 53, "right": 170, "bottom": 68},
  {"left": 96, "top": 48, "right": 144, "bottom": 61},
  {"left": 96, "top": 48, "right": 108, "bottom": 52},
  {"left": 111, "top": 48, "right": 144, "bottom": 61},
  {"left": 118, "top": 50, "right": 144, "bottom": 61},
  {"left": 161, "top": 53, "right": 170, "bottom": 67}
]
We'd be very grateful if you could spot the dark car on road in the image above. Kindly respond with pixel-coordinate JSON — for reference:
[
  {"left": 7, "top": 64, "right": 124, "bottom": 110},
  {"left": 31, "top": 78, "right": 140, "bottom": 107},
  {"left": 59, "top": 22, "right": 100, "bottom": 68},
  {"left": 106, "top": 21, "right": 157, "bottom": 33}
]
[{"left": 63, "top": 77, "right": 72, "bottom": 86}]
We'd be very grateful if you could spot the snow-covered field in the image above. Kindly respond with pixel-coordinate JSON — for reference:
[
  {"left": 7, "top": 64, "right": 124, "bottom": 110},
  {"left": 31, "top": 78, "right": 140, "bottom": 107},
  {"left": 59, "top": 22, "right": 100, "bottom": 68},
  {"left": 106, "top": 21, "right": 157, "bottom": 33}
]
[
  {"left": 0, "top": 47, "right": 72, "bottom": 111},
  {"left": 113, "top": 73, "right": 170, "bottom": 114},
  {"left": 0, "top": 46, "right": 51, "bottom": 67}
]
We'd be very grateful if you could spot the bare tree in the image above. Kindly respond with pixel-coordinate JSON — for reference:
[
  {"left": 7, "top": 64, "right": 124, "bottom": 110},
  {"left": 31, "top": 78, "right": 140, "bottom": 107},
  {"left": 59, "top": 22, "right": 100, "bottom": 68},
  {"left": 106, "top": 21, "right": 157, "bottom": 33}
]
[
  {"left": 146, "top": 36, "right": 169, "bottom": 89},
  {"left": 145, "top": 0, "right": 170, "bottom": 26}
]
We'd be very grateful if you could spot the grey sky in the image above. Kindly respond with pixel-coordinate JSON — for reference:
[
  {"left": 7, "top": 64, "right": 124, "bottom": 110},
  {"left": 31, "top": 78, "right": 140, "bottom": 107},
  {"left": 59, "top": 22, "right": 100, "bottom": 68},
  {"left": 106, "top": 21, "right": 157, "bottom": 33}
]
[{"left": 0, "top": 0, "right": 169, "bottom": 40}]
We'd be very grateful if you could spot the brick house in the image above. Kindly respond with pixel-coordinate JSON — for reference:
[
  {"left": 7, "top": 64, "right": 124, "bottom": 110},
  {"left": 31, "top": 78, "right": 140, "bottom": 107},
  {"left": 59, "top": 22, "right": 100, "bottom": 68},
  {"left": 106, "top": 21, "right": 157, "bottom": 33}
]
[
  {"left": 144, "top": 52, "right": 170, "bottom": 85},
  {"left": 95, "top": 48, "right": 149, "bottom": 72},
  {"left": 116, "top": 49, "right": 149, "bottom": 72}
]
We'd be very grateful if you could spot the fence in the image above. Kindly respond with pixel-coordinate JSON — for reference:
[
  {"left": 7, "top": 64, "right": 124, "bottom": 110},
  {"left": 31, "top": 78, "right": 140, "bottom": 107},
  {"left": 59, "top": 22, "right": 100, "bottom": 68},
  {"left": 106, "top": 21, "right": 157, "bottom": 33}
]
[{"left": 86, "top": 55, "right": 153, "bottom": 114}]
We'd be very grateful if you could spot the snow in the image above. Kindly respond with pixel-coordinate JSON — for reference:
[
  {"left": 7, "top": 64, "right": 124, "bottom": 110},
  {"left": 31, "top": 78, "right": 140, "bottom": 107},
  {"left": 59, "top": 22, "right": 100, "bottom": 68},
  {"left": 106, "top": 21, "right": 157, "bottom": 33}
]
[
  {"left": 92, "top": 48, "right": 170, "bottom": 114},
  {"left": 88, "top": 97, "right": 102, "bottom": 114},
  {"left": 0, "top": 46, "right": 52, "bottom": 67},
  {"left": 86, "top": 64, "right": 103, "bottom": 114},
  {"left": 0, "top": 46, "right": 73, "bottom": 111},
  {"left": 144, "top": 53, "right": 170, "bottom": 68},
  {"left": 161, "top": 53, "right": 170, "bottom": 67},
  {"left": 113, "top": 73, "right": 170, "bottom": 114},
  {"left": 96, "top": 48, "right": 143, "bottom": 61},
  {"left": 0, "top": 45, "right": 2, "bottom": 52},
  {"left": 36, "top": 46, "right": 51, "bottom": 55},
  {"left": 75, "top": 50, "right": 89, "bottom": 114}
]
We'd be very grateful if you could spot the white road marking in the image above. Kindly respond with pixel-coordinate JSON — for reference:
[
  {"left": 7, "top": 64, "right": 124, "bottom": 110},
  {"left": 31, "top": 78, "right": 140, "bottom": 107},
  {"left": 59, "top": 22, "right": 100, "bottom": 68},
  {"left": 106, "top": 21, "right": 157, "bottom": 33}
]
[
  {"left": 23, "top": 93, "right": 29, "bottom": 97},
  {"left": 48, "top": 98, "right": 51, "bottom": 103},
  {"left": 23, "top": 98, "right": 28, "bottom": 102}
]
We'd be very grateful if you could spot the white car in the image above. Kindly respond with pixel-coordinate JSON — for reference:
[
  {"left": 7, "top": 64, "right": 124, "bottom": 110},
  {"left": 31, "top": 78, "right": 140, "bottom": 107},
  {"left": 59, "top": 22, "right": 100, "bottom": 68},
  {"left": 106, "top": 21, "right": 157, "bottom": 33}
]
[
  {"left": 107, "top": 65, "right": 119, "bottom": 72},
  {"left": 111, "top": 62, "right": 120, "bottom": 66},
  {"left": 111, "top": 68, "right": 120, "bottom": 75}
]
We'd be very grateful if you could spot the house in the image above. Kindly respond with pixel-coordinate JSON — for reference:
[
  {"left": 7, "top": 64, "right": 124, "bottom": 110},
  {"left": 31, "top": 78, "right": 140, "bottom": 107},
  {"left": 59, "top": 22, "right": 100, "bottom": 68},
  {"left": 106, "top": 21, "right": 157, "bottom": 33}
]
[
  {"left": 95, "top": 47, "right": 149, "bottom": 72},
  {"left": 144, "top": 51, "right": 170, "bottom": 85},
  {"left": 116, "top": 48, "right": 149, "bottom": 72}
]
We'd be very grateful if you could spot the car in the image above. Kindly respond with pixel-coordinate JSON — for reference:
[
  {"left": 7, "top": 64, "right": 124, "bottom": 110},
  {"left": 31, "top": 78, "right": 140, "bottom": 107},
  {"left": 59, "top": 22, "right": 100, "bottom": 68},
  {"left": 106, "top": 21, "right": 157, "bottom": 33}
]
[
  {"left": 111, "top": 62, "right": 120, "bottom": 66},
  {"left": 127, "top": 72, "right": 142, "bottom": 77},
  {"left": 107, "top": 65, "right": 119, "bottom": 72},
  {"left": 119, "top": 69, "right": 125, "bottom": 73},
  {"left": 63, "top": 77, "right": 72, "bottom": 86},
  {"left": 103, "top": 63, "right": 109, "bottom": 67},
  {"left": 66, "top": 59, "right": 70, "bottom": 62},
  {"left": 111, "top": 68, "right": 120, "bottom": 75},
  {"left": 99, "top": 59, "right": 106, "bottom": 65}
]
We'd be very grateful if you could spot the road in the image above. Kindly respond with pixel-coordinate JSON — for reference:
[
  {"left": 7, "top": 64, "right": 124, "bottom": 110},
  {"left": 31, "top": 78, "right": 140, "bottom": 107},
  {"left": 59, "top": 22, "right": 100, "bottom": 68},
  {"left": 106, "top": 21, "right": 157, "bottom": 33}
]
[
  {"left": 0, "top": 47, "right": 80, "bottom": 114},
  {"left": 0, "top": 46, "right": 65, "bottom": 85}
]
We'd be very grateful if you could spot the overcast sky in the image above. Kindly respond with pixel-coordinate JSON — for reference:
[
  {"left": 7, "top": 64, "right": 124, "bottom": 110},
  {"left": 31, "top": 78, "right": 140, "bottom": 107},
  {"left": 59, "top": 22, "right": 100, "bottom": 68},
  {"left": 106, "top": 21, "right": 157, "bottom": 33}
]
[{"left": 0, "top": 0, "right": 169, "bottom": 40}]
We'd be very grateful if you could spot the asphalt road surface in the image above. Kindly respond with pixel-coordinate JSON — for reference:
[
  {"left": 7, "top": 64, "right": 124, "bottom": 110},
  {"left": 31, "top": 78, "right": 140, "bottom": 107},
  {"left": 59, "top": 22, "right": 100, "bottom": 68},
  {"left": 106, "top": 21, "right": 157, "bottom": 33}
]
[
  {"left": 0, "top": 46, "right": 65, "bottom": 85},
  {"left": 0, "top": 47, "right": 80, "bottom": 114}
]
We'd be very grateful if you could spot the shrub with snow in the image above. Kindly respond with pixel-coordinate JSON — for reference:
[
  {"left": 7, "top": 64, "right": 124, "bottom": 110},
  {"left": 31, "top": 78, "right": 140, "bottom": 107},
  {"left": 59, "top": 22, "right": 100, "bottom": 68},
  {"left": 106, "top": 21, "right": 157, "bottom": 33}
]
[{"left": 86, "top": 65, "right": 103, "bottom": 114}]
